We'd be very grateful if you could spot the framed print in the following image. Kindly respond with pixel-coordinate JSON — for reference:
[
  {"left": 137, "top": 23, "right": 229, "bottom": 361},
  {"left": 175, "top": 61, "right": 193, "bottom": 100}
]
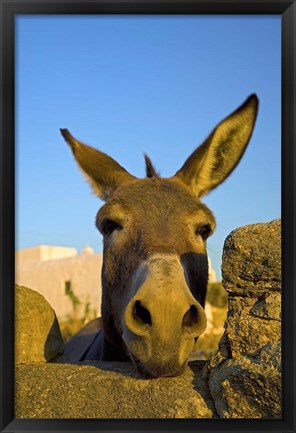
[{"left": 0, "top": 0, "right": 295, "bottom": 432}]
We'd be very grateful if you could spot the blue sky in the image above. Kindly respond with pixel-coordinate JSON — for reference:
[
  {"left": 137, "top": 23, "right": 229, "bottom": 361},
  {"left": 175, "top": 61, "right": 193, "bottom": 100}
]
[{"left": 15, "top": 15, "right": 281, "bottom": 279}]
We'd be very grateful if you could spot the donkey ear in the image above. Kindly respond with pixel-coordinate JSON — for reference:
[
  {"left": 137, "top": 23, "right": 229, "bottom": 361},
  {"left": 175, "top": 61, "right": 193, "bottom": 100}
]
[
  {"left": 174, "top": 94, "right": 259, "bottom": 198},
  {"left": 61, "top": 129, "right": 136, "bottom": 201}
]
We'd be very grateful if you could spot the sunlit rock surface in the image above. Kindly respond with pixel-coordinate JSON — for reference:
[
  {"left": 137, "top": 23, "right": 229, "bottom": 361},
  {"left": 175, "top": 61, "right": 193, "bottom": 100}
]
[
  {"left": 206, "top": 219, "right": 281, "bottom": 418},
  {"left": 15, "top": 285, "right": 64, "bottom": 364}
]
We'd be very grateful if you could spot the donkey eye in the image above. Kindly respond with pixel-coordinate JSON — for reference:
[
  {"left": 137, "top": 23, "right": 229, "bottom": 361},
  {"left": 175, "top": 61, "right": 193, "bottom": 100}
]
[
  {"left": 101, "top": 219, "right": 122, "bottom": 236},
  {"left": 196, "top": 225, "right": 211, "bottom": 240}
]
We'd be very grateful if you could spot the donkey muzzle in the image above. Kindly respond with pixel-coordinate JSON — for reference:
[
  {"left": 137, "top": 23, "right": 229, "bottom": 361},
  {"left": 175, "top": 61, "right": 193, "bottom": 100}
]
[{"left": 123, "top": 254, "right": 207, "bottom": 377}]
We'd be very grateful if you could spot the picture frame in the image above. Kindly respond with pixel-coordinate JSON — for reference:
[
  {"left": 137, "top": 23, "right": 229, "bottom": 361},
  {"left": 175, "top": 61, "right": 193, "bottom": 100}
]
[{"left": 0, "top": 0, "right": 295, "bottom": 432}]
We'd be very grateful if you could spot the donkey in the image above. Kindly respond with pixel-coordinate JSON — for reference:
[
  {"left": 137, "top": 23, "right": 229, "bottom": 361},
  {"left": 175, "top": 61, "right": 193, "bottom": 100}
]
[{"left": 61, "top": 94, "right": 258, "bottom": 378}]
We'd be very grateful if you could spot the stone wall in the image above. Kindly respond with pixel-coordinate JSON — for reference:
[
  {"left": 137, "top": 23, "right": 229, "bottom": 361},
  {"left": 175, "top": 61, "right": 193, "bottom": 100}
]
[
  {"left": 15, "top": 219, "right": 281, "bottom": 418},
  {"left": 205, "top": 219, "right": 281, "bottom": 418},
  {"left": 15, "top": 285, "right": 65, "bottom": 364}
]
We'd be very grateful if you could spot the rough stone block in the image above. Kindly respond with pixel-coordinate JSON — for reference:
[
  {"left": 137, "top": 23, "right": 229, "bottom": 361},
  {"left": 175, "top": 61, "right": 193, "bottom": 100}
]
[
  {"left": 208, "top": 341, "right": 281, "bottom": 418},
  {"left": 15, "top": 361, "right": 215, "bottom": 418},
  {"left": 15, "top": 285, "right": 65, "bottom": 364},
  {"left": 225, "top": 296, "right": 281, "bottom": 356},
  {"left": 206, "top": 220, "right": 282, "bottom": 418},
  {"left": 222, "top": 219, "right": 281, "bottom": 295}
]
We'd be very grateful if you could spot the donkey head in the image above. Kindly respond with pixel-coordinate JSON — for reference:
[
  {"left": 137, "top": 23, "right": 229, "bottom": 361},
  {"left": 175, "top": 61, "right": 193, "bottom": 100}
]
[{"left": 61, "top": 94, "right": 258, "bottom": 378}]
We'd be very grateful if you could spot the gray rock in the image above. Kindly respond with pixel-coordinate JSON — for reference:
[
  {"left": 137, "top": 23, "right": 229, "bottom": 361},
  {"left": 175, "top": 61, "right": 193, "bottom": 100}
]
[
  {"left": 207, "top": 220, "right": 282, "bottom": 418},
  {"left": 222, "top": 219, "right": 281, "bottom": 295},
  {"left": 250, "top": 292, "right": 281, "bottom": 321},
  {"left": 15, "top": 361, "right": 215, "bottom": 418},
  {"left": 225, "top": 296, "right": 281, "bottom": 356},
  {"left": 15, "top": 285, "right": 65, "bottom": 364},
  {"left": 208, "top": 343, "right": 281, "bottom": 418}
]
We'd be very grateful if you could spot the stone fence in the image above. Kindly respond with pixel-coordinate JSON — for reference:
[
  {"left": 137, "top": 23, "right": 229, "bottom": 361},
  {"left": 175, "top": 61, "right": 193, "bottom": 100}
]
[{"left": 15, "top": 219, "right": 281, "bottom": 418}]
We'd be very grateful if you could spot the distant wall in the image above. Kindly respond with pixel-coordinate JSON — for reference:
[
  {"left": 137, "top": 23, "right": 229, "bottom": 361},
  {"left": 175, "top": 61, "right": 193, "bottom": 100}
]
[
  {"left": 16, "top": 252, "right": 102, "bottom": 321},
  {"left": 16, "top": 245, "right": 77, "bottom": 264}
]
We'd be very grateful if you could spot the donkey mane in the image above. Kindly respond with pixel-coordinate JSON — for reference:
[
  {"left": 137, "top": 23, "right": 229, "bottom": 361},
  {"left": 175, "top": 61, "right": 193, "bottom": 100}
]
[{"left": 144, "top": 154, "right": 159, "bottom": 178}]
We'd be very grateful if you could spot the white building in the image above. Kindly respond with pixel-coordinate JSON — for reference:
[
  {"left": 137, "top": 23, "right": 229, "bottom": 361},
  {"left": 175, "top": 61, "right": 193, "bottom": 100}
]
[
  {"left": 15, "top": 245, "right": 216, "bottom": 323},
  {"left": 16, "top": 245, "right": 102, "bottom": 322}
]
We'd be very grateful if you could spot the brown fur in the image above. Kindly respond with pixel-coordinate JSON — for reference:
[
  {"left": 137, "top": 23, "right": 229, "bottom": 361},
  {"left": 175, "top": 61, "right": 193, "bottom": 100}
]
[
  {"left": 144, "top": 154, "right": 159, "bottom": 178},
  {"left": 61, "top": 94, "right": 259, "bottom": 377}
]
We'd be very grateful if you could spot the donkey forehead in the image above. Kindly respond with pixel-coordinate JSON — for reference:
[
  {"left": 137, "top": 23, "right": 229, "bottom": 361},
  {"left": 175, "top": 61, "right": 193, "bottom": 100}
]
[{"left": 97, "top": 177, "right": 215, "bottom": 225}]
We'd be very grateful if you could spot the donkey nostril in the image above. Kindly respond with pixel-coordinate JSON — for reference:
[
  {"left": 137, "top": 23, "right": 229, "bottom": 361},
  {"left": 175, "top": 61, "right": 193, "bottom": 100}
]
[
  {"left": 182, "top": 305, "right": 199, "bottom": 327},
  {"left": 133, "top": 300, "right": 152, "bottom": 326}
]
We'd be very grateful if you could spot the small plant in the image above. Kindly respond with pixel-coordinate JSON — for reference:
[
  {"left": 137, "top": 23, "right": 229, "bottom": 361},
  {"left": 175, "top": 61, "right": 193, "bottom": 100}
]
[
  {"left": 60, "top": 282, "right": 98, "bottom": 342},
  {"left": 65, "top": 280, "right": 81, "bottom": 312}
]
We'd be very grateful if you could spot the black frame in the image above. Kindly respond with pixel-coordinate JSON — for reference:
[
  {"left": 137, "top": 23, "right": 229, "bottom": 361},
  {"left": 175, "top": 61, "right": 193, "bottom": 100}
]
[{"left": 0, "top": 0, "right": 295, "bottom": 432}]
